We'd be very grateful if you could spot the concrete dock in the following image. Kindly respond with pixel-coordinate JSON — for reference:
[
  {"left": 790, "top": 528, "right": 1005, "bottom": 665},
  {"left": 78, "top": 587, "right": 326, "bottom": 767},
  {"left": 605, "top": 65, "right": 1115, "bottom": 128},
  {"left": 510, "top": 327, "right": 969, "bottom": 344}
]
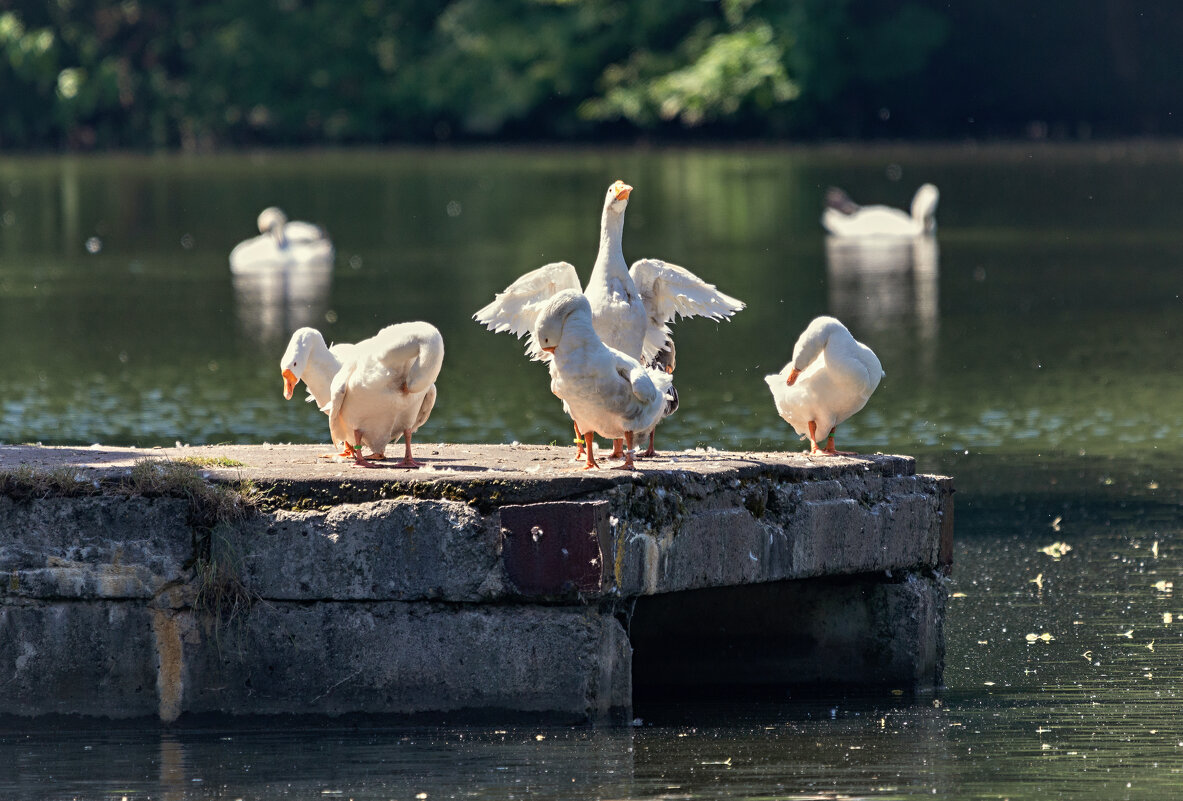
[{"left": 0, "top": 443, "right": 952, "bottom": 724}]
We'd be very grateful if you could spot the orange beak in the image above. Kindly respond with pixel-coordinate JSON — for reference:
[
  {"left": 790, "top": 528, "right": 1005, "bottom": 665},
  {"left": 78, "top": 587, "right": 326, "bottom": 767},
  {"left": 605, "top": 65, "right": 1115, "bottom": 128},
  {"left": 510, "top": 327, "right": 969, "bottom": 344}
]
[
  {"left": 614, "top": 181, "right": 633, "bottom": 201},
  {"left": 282, "top": 368, "right": 299, "bottom": 399},
  {"left": 542, "top": 346, "right": 557, "bottom": 354},
  {"left": 786, "top": 368, "right": 801, "bottom": 386}
]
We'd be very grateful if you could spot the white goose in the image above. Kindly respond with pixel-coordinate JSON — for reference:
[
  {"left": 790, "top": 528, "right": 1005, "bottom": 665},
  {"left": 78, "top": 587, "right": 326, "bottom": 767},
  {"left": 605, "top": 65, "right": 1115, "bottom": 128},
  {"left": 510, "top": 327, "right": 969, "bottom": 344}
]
[
  {"left": 764, "top": 316, "right": 883, "bottom": 456},
  {"left": 474, "top": 179, "right": 743, "bottom": 455},
  {"left": 321, "top": 322, "right": 444, "bottom": 468},
  {"left": 229, "top": 207, "right": 334, "bottom": 272},
  {"left": 535, "top": 290, "right": 673, "bottom": 470},
  {"left": 822, "top": 184, "right": 939, "bottom": 238}
]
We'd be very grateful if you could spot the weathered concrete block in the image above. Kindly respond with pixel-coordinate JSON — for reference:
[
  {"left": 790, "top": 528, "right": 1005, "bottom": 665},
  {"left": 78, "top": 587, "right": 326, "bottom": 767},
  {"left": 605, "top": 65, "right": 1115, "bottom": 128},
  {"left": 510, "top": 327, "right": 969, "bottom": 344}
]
[
  {"left": 181, "top": 602, "right": 631, "bottom": 723},
  {"left": 0, "top": 496, "right": 191, "bottom": 600},
  {"left": 656, "top": 508, "right": 770, "bottom": 592},
  {"left": 0, "top": 445, "right": 951, "bottom": 722},
  {"left": 0, "top": 602, "right": 160, "bottom": 717},
  {"left": 227, "top": 499, "right": 501, "bottom": 602}
]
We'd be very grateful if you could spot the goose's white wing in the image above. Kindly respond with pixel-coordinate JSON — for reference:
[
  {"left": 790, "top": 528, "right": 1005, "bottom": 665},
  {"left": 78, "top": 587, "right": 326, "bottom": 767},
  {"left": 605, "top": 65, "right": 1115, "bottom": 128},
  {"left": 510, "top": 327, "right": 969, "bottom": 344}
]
[
  {"left": 474, "top": 262, "right": 582, "bottom": 360},
  {"left": 321, "top": 359, "right": 358, "bottom": 446},
  {"left": 629, "top": 258, "right": 745, "bottom": 363}
]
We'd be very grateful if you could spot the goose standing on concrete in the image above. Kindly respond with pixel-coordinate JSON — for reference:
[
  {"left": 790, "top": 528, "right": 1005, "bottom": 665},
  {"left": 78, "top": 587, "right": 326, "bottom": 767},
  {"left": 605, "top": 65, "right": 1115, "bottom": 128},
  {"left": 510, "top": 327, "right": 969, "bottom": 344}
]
[
  {"left": 764, "top": 316, "right": 883, "bottom": 456},
  {"left": 534, "top": 290, "right": 672, "bottom": 470},
  {"left": 474, "top": 179, "right": 744, "bottom": 456},
  {"left": 321, "top": 322, "right": 444, "bottom": 468},
  {"left": 230, "top": 207, "right": 334, "bottom": 271},
  {"left": 821, "top": 184, "right": 939, "bottom": 238}
]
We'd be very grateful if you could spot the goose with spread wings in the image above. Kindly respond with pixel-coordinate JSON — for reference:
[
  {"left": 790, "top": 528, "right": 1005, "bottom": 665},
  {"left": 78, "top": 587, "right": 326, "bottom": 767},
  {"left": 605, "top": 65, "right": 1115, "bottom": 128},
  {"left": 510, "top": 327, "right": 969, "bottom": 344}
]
[{"left": 473, "top": 179, "right": 743, "bottom": 455}]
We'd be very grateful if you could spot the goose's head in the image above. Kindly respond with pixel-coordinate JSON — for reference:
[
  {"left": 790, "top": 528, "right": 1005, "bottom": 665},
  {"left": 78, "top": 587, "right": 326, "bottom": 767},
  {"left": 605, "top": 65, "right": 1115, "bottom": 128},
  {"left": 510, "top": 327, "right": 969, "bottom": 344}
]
[
  {"left": 911, "top": 184, "right": 939, "bottom": 233},
  {"left": 652, "top": 338, "right": 676, "bottom": 374},
  {"left": 535, "top": 289, "right": 591, "bottom": 354},
  {"left": 257, "top": 207, "right": 289, "bottom": 246},
  {"left": 605, "top": 179, "right": 633, "bottom": 214},
  {"left": 279, "top": 326, "right": 323, "bottom": 399}
]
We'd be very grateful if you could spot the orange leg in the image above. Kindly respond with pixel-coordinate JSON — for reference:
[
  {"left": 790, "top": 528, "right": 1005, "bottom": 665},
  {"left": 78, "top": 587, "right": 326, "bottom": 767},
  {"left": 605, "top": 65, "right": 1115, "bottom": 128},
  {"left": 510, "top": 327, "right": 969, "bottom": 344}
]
[
  {"left": 639, "top": 429, "right": 658, "bottom": 459},
  {"left": 343, "top": 440, "right": 379, "bottom": 469},
  {"left": 610, "top": 437, "right": 625, "bottom": 459},
  {"left": 611, "top": 432, "right": 637, "bottom": 470},
  {"left": 572, "top": 421, "right": 586, "bottom": 460},
  {"left": 581, "top": 430, "right": 599, "bottom": 470},
  {"left": 395, "top": 430, "right": 423, "bottom": 468},
  {"left": 808, "top": 423, "right": 854, "bottom": 456}
]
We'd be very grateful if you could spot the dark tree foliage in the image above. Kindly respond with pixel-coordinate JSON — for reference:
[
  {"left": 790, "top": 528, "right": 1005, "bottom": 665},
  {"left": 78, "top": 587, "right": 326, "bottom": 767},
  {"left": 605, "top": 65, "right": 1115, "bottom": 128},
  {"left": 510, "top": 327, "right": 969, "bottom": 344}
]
[{"left": 0, "top": 0, "right": 1178, "bottom": 150}]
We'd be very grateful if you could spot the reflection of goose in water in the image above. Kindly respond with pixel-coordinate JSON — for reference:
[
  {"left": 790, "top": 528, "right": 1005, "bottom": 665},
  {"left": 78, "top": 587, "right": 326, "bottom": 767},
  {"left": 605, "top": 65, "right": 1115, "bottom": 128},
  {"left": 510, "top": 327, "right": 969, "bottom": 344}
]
[
  {"left": 825, "top": 234, "right": 939, "bottom": 340},
  {"left": 229, "top": 208, "right": 335, "bottom": 343},
  {"left": 822, "top": 184, "right": 939, "bottom": 238},
  {"left": 231, "top": 259, "right": 334, "bottom": 343}
]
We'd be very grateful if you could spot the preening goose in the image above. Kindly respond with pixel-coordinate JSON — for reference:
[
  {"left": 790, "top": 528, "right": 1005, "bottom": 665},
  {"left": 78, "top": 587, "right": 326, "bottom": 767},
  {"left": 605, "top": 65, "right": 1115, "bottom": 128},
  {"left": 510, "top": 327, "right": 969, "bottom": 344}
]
[
  {"left": 474, "top": 179, "right": 743, "bottom": 455},
  {"left": 534, "top": 290, "right": 673, "bottom": 470},
  {"left": 764, "top": 316, "right": 883, "bottom": 456},
  {"left": 821, "top": 184, "right": 939, "bottom": 238},
  {"left": 321, "top": 322, "right": 444, "bottom": 468},
  {"left": 230, "top": 207, "right": 334, "bottom": 272}
]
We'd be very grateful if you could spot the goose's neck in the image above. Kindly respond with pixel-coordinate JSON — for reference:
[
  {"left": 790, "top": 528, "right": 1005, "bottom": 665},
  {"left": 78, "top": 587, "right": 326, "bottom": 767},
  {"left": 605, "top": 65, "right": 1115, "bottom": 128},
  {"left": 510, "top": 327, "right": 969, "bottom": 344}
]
[
  {"left": 555, "top": 312, "right": 603, "bottom": 367},
  {"left": 405, "top": 334, "right": 445, "bottom": 395},
  {"left": 792, "top": 322, "right": 841, "bottom": 371},
  {"left": 591, "top": 205, "right": 627, "bottom": 279},
  {"left": 302, "top": 344, "right": 340, "bottom": 406}
]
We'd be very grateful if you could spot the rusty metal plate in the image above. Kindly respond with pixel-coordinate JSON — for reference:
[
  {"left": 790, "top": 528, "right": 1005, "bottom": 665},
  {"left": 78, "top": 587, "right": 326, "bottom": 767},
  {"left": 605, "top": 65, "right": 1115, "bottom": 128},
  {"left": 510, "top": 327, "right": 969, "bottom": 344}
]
[{"left": 499, "top": 501, "right": 607, "bottom": 596}]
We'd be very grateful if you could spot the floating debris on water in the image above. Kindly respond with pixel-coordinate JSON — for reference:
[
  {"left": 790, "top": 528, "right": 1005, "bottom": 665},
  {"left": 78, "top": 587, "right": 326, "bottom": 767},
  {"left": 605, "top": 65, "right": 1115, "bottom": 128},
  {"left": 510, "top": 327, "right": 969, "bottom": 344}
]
[{"left": 1039, "top": 541, "right": 1073, "bottom": 559}]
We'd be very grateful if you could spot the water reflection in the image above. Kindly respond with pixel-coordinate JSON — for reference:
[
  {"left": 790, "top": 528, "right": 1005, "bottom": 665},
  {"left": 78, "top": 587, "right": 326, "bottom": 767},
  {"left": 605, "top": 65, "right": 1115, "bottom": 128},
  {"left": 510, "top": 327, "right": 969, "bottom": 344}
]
[
  {"left": 231, "top": 259, "right": 334, "bottom": 343},
  {"left": 825, "top": 234, "right": 939, "bottom": 342}
]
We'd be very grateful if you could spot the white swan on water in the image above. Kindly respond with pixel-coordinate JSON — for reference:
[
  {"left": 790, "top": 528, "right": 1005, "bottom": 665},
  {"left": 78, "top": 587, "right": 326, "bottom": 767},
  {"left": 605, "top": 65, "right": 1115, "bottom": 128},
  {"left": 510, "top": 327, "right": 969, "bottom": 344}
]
[
  {"left": 822, "top": 184, "right": 939, "bottom": 238},
  {"left": 230, "top": 207, "right": 334, "bottom": 272}
]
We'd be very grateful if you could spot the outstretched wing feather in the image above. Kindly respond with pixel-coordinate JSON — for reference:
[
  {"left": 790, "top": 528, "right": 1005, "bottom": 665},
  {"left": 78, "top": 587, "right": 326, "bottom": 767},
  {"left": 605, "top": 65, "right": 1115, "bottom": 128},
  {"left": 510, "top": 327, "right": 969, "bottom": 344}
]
[
  {"left": 629, "top": 258, "right": 745, "bottom": 362},
  {"left": 473, "top": 262, "right": 582, "bottom": 360}
]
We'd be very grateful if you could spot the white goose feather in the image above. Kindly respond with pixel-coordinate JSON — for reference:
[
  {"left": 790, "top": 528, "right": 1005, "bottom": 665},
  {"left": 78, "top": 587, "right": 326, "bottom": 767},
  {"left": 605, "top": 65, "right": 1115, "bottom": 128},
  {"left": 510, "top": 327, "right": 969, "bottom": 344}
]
[{"left": 764, "top": 316, "right": 883, "bottom": 455}]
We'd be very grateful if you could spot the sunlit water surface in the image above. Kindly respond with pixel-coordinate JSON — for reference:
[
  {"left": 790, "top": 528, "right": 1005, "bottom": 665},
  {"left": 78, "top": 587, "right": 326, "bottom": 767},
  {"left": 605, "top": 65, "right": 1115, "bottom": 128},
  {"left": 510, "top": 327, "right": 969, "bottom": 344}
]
[{"left": 2, "top": 144, "right": 1183, "bottom": 799}]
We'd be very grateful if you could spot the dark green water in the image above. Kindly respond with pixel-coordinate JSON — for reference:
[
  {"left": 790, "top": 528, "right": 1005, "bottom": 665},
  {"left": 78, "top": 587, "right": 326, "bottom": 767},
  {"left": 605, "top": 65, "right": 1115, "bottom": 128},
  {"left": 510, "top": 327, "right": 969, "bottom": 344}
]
[{"left": 2, "top": 144, "right": 1183, "bottom": 798}]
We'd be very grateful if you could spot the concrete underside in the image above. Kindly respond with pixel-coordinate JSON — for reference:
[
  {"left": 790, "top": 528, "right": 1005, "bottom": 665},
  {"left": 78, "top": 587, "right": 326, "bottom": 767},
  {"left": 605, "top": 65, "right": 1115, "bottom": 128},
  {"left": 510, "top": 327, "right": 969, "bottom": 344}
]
[{"left": 0, "top": 443, "right": 952, "bottom": 724}]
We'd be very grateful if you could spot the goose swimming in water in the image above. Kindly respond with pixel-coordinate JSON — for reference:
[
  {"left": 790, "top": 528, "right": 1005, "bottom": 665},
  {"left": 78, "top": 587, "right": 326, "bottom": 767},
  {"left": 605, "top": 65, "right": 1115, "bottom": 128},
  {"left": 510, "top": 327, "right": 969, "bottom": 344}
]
[
  {"left": 822, "top": 184, "right": 939, "bottom": 238},
  {"left": 230, "top": 207, "right": 334, "bottom": 272}
]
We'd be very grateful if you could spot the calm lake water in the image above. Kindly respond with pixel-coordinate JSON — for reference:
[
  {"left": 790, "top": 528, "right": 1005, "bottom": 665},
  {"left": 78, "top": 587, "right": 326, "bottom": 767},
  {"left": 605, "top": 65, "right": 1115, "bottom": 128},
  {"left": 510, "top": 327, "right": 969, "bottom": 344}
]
[{"left": 3, "top": 143, "right": 1183, "bottom": 799}]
